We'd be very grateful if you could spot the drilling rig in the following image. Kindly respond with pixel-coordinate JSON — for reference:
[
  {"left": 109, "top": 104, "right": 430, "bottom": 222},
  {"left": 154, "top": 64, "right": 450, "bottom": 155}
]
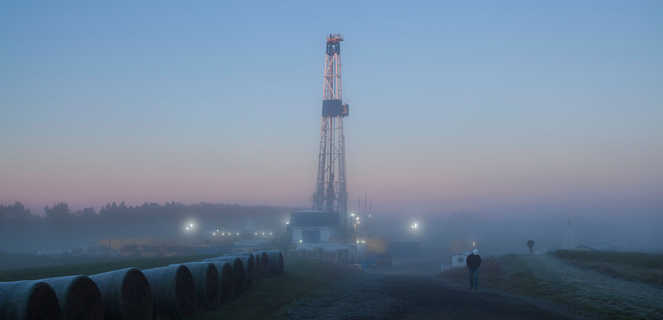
[{"left": 313, "top": 34, "right": 350, "bottom": 241}]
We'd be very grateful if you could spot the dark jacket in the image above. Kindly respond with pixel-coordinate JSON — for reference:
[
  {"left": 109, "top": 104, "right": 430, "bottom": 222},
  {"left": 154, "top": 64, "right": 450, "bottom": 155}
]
[{"left": 466, "top": 254, "right": 481, "bottom": 270}]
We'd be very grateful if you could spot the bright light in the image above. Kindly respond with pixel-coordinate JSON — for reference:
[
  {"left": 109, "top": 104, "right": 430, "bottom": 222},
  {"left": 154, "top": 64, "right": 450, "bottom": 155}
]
[
  {"left": 299, "top": 239, "right": 303, "bottom": 244},
  {"left": 183, "top": 221, "right": 197, "bottom": 233},
  {"left": 285, "top": 220, "right": 290, "bottom": 225},
  {"left": 262, "top": 232, "right": 265, "bottom": 236},
  {"left": 355, "top": 216, "right": 360, "bottom": 221},
  {"left": 472, "top": 241, "right": 476, "bottom": 247},
  {"left": 350, "top": 212, "right": 356, "bottom": 217},
  {"left": 236, "top": 232, "right": 240, "bottom": 236},
  {"left": 410, "top": 221, "right": 419, "bottom": 232},
  {"left": 221, "top": 232, "right": 225, "bottom": 236},
  {"left": 356, "top": 240, "right": 360, "bottom": 244}
]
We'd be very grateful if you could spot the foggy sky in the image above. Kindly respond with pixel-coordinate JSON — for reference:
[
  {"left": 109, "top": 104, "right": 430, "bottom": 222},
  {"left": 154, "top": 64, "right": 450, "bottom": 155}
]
[{"left": 1, "top": 1, "right": 662, "bottom": 217}]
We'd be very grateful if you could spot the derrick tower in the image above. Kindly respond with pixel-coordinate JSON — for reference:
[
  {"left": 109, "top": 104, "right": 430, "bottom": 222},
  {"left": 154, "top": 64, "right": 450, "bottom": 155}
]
[{"left": 313, "top": 34, "right": 349, "bottom": 232}]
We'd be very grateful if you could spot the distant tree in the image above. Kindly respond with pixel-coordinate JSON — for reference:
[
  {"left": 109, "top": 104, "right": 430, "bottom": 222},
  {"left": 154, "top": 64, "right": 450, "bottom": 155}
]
[
  {"left": 527, "top": 240, "right": 535, "bottom": 254},
  {"left": 45, "top": 202, "right": 72, "bottom": 221},
  {"left": 79, "top": 207, "right": 96, "bottom": 217},
  {"left": 0, "top": 202, "right": 31, "bottom": 222}
]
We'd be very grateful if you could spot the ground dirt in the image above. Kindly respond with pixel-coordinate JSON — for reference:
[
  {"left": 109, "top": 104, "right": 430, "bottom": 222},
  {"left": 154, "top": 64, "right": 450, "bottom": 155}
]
[{"left": 280, "top": 257, "right": 575, "bottom": 320}]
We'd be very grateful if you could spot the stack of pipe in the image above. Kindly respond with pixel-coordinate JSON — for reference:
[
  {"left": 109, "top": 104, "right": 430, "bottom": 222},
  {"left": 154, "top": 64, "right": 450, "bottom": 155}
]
[
  {"left": 90, "top": 268, "right": 153, "bottom": 320},
  {"left": 0, "top": 249, "right": 285, "bottom": 319},
  {"left": 255, "top": 252, "right": 270, "bottom": 277},
  {"left": 203, "top": 257, "right": 244, "bottom": 298},
  {"left": 203, "top": 260, "right": 234, "bottom": 305},
  {"left": 266, "top": 250, "right": 284, "bottom": 275},
  {"left": 174, "top": 262, "right": 218, "bottom": 310},
  {"left": 237, "top": 253, "right": 256, "bottom": 287},
  {"left": 142, "top": 265, "right": 196, "bottom": 320}
]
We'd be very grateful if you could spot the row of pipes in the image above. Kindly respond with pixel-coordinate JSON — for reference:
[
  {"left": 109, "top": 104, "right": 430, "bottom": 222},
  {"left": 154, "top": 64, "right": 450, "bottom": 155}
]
[{"left": 0, "top": 250, "right": 285, "bottom": 320}]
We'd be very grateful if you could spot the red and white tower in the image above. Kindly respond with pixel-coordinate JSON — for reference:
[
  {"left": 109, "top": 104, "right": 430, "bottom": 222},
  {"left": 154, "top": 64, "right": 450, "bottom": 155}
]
[{"left": 313, "top": 34, "right": 349, "bottom": 234}]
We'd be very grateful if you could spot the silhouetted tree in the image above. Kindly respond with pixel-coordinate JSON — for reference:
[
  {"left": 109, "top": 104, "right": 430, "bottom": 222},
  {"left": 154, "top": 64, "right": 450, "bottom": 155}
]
[
  {"left": 0, "top": 202, "right": 31, "bottom": 222},
  {"left": 45, "top": 203, "right": 72, "bottom": 222}
]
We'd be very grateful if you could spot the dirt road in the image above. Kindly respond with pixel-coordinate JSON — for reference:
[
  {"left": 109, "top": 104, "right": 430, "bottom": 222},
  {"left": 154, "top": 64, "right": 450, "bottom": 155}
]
[{"left": 284, "top": 258, "right": 574, "bottom": 320}]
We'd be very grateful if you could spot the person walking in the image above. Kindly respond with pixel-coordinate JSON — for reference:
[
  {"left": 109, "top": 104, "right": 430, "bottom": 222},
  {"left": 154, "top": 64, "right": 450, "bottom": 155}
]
[{"left": 466, "top": 248, "right": 482, "bottom": 290}]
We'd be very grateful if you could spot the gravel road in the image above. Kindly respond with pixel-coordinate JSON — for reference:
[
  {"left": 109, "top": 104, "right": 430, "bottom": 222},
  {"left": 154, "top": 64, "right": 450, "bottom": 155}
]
[{"left": 283, "top": 259, "right": 573, "bottom": 320}]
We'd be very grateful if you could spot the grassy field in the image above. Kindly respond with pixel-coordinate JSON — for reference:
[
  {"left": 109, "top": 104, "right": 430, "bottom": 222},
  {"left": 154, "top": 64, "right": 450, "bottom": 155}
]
[
  {"left": 554, "top": 249, "right": 663, "bottom": 286},
  {"left": 0, "top": 254, "right": 218, "bottom": 281},
  {"left": 439, "top": 251, "right": 663, "bottom": 320}
]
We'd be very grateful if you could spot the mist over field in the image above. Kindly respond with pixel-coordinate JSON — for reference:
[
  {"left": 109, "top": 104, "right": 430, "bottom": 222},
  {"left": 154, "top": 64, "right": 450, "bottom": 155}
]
[
  {"left": 0, "top": 202, "right": 290, "bottom": 254},
  {"left": 3, "top": 200, "right": 661, "bottom": 256}
]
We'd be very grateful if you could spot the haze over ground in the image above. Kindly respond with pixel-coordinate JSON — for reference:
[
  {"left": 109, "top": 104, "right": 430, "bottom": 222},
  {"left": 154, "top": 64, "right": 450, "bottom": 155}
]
[{"left": 2, "top": 1, "right": 662, "bottom": 250}]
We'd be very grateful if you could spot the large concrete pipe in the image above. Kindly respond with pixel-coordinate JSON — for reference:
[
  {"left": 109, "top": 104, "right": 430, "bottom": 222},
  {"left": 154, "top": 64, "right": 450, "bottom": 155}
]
[
  {"left": 90, "top": 268, "right": 152, "bottom": 320},
  {"left": 142, "top": 265, "right": 195, "bottom": 320},
  {"left": 203, "top": 257, "right": 244, "bottom": 298},
  {"left": 236, "top": 254, "right": 256, "bottom": 287},
  {"left": 266, "top": 250, "right": 284, "bottom": 275},
  {"left": 174, "top": 263, "right": 218, "bottom": 310},
  {"left": 254, "top": 254, "right": 262, "bottom": 277},
  {"left": 42, "top": 275, "right": 104, "bottom": 320},
  {"left": 255, "top": 252, "right": 269, "bottom": 277},
  {"left": 204, "top": 260, "right": 233, "bottom": 305},
  {"left": 250, "top": 252, "right": 265, "bottom": 282},
  {"left": 0, "top": 280, "right": 61, "bottom": 320}
]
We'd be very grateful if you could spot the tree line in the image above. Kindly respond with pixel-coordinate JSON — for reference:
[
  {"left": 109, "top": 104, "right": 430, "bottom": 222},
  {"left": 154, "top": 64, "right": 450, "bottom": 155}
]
[{"left": 0, "top": 201, "right": 292, "bottom": 253}]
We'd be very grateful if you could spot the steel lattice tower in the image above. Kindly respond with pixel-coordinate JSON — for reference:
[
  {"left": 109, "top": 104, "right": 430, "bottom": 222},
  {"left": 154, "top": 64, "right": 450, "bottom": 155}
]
[{"left": 313, "top": 34, "right": 349, "bottom": 233}]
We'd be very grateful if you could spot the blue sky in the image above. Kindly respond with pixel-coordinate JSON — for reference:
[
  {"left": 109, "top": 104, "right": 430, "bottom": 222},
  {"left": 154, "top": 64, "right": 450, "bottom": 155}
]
[{"left": 1, "top": 1, "right": 662, "bottom": 215}]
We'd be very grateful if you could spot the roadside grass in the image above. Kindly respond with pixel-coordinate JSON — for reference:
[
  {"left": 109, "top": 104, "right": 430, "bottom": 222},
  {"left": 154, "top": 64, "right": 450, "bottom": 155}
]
[
  {"left": 554, "top": 250, "right": 663, "bottom": 286},
  {"left": 440, "top": 254, "right": 644, "bottom": 319},
  {"left": 194, "top": 256, "right": 354, "bottom": 320},
  {"left": 0, "top": 254, "right": 217, "bottom": 281}
]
